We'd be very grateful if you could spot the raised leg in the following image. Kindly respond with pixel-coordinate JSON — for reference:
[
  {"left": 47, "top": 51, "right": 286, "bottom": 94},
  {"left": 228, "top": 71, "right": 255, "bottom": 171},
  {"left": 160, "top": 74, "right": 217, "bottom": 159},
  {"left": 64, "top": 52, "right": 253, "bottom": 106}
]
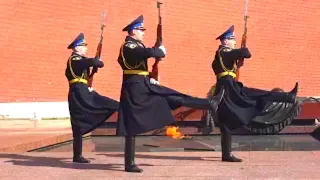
[{"left": 262, "top": 82, "right": 298, "bottom": 103}]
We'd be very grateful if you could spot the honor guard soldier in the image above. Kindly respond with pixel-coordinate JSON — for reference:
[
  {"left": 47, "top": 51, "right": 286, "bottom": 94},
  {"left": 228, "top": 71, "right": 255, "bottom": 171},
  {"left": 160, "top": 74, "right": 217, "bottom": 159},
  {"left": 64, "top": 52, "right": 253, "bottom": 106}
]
[
  {"left": 211, "top": 25, "right": 301, "bottom": 162},
  {"left": 116, "top": 15, "right": 225, "bottom": 173},
  {"left": 65, "top": 33, "right": 119, "bottom": 163}
]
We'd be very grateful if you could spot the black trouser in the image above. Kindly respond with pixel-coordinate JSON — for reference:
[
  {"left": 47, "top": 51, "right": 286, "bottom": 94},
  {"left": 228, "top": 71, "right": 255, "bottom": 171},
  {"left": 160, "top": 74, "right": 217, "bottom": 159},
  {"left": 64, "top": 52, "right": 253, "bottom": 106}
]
[
  {"left": 165, "top": 95, "right": 211, "bottom": 110},
  {"left": 220, "top": 123, "right": 232, "bottom": 157},
  {"left": 264, "top": 91, "right": 295, "bottom": 103},
  {"left": 247, "top": 89, "right": 296, "bottom": 103},
  {"left": 72, "top": 125, "right": 83, "bottom": 157}
]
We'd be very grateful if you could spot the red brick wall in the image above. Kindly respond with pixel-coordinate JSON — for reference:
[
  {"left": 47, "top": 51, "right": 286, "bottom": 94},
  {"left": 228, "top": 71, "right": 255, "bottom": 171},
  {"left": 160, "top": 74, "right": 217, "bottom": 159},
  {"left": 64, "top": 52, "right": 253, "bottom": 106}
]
[{"left": 0, "top": 0, "right": 319, "bottom": 102}]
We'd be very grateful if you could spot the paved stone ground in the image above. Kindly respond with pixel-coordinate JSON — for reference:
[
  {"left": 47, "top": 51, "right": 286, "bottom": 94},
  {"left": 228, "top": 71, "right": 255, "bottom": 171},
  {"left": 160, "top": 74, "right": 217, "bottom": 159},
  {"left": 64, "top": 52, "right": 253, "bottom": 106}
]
[
  {"left": 0, "top": 120, "right": 319, "bottom": 179},
  {"left": 0, "top": 120, "right": 72, "bottom": 152},
  {"left": 0, "top": 151, "right": 319, "bottom": 180}
]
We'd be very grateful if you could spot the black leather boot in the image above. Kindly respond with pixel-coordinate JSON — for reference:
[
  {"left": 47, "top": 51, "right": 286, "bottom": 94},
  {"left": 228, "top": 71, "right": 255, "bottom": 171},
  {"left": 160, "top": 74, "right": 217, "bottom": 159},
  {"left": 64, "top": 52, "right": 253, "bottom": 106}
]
[
  {"left": 125, "top": 136, "right": 143, "bottom": 173},
  {"left": 290, "top": 82, "right": 298, "bottom": 94},
  {"left": 72, "top": 132, "right": 90, "bottom": 163},
  {"left": 221, "top": 126, "right": 242, "bottom": 162},
  {"left": 263, "top": 82, "right": 298, "bottom": 103},
  {"left": 289, "top": 82, "right": 298, "bottom": 102}
]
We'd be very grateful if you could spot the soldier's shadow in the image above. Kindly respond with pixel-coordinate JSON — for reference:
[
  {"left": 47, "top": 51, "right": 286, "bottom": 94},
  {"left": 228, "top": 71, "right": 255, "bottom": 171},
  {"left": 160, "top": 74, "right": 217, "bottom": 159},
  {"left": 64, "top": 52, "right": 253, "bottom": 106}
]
[
  {"left": 0, "top": 153, "right": 152, "bottom": 172},
  {"left": 98, "top": 153, "right": 220, "bottom": 161}
]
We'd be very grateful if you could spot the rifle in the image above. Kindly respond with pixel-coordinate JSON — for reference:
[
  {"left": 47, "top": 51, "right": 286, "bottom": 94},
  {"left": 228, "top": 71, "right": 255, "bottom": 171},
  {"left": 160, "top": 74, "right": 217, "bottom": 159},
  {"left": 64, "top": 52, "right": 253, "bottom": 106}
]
[
  {"left": 88, "top": 11, "right": 106, "bottom": 87},
  {"left": 236, "top": 0, "right": 249, "bottom": 81},
  {"left": 151, "top": 0, "right": 163, "bottom": 81}
]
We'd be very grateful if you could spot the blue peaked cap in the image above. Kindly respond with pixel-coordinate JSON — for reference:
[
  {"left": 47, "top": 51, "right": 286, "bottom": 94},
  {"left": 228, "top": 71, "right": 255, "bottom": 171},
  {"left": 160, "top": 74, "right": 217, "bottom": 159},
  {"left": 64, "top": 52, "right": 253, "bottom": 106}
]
[
  {"left": 67, "top": 33, "right": 87, "bottom": 49},
  {"left": 122, "top": 15, "right": 146, "bottom": 32},
  {"left": 216, "top": 25, "right": 235, "bottom": 40}
]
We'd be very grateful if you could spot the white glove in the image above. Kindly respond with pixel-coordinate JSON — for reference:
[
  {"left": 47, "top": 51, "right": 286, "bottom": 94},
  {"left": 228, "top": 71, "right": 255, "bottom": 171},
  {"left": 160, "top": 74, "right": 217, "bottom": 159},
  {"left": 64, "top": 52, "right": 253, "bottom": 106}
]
[
  {"left": 150, "top": 78, "right": 160, "bottom": 85},
  {"left": 88, "top": 87, "right": 94, "bottom": 92},
  {"left": 158, "top": 45, "right": 166, "bottom": 55}
]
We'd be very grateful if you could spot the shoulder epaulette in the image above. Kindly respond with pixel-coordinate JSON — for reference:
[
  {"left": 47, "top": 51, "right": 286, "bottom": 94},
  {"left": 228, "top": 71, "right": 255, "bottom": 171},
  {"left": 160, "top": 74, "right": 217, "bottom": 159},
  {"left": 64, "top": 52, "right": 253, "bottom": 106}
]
[
  {"left": 124, "top": 41, "right": 138, "bottom": 49},
  {"left": 71, "top": 55, "right": 82, "bottom": 61},
  {"left": 221, "top": 47, "right": 232, "bottom": 52}
]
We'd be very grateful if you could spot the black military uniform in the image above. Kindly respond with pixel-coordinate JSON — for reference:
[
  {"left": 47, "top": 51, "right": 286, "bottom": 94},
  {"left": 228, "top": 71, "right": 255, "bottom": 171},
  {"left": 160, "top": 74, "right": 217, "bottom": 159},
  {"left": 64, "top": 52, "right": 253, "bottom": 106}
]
[
  {"left": 211, "top": 25, "right": 301, "bottom": 162},
  {"left": 116, "top": 15, "right": 225, "bottom": 173},
  {"left": 65, "top": 33, "right": 119, "bottom": 163}
]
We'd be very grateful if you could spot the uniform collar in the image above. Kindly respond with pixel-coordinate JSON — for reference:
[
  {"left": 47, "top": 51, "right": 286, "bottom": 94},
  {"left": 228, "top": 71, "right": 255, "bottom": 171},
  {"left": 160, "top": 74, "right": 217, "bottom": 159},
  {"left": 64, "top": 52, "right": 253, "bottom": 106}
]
[
  {"left": 125, "top": 36, "right": 145, "bottom": 47},
  {"left": 219, "top": 45, "right": 232, "bottom": 49},
  {"left": 71, "top": 52, "right": 86, "bottom": 58}
]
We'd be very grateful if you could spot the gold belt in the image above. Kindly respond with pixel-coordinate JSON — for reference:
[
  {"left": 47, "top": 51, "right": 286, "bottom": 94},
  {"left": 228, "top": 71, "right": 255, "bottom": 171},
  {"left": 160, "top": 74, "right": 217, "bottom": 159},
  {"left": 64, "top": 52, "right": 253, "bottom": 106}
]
[
  {"left": 123, "top": 70, "right": 149, "bottom": 75},
  {"left": 69, "top": 78, "right": 88, "bottom": 85},
  {"left": 217, "top": 71, "right": 236, "bottom": 79}
]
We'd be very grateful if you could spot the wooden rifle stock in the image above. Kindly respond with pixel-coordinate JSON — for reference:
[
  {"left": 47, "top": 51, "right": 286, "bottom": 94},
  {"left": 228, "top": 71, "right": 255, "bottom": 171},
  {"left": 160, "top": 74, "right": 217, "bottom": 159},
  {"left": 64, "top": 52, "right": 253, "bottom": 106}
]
[
  {"left": 88, "top": 11, "right": 106, "bottom": 87},
  {"left": 236, "top": 14, "right": 248, "bottom": 81},
  {"left": 151, "top": 1, "right": 163, "bottom": 81}
]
